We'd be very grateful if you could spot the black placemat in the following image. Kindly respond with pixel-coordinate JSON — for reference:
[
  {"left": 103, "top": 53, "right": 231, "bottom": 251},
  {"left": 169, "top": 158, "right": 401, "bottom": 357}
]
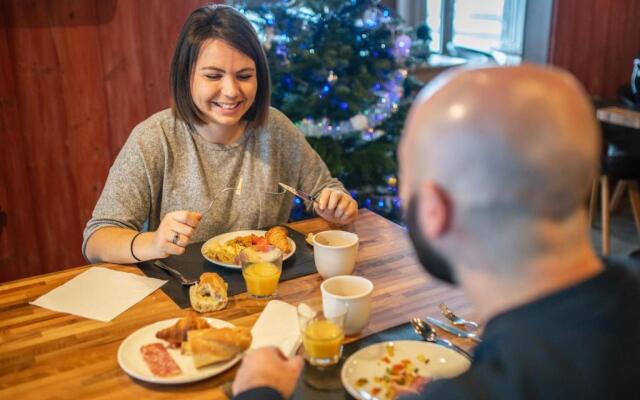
[
  {"left": 137, "top": 229, "right": 314, "bottom": 309},
  {"left": 292, "top": 322, "right": 419, "bottom": 399}
]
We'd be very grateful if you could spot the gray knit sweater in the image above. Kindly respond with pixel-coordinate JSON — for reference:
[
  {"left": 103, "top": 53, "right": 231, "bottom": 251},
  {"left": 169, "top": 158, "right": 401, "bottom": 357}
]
[{"left": 82, "top": 107, "right": 345, "bottom": 259}]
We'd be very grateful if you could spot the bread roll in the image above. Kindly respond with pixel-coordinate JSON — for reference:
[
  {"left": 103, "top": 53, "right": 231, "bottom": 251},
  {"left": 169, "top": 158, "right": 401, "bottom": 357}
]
[
  {"left": 189, "top": 272, "right": 228, "bottom": 312},
  {"left": 183, "top": 326, "right": 252, "bottom": 368}
]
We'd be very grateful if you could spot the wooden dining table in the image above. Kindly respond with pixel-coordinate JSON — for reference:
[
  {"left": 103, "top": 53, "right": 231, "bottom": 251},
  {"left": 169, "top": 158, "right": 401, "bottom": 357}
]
[{"left": 0, "top": 209, "right": 474, "bottom": 399}]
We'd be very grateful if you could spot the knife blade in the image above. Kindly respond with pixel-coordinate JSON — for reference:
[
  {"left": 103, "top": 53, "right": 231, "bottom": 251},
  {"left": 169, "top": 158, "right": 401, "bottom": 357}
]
[
  {"left": 278, "top": 182, "right": 318, "bottom": 203},
  {"left": 426, "top": 317, "right": 482, "bottom": 342}
]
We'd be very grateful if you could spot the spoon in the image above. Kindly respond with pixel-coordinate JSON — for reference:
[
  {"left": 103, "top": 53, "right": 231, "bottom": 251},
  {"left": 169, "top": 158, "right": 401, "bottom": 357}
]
[
  {"left": 439, "top": 303, "right": 479, "bottom": 331},
  {"left": 411, "top": 317, "right": 473, "bottom": 361}
]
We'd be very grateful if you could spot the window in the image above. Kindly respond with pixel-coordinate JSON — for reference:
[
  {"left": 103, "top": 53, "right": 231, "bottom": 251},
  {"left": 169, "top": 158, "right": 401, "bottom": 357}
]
[
  {"left": 422, "top": 0, "right": 526, "bottom": 64},
  {"left": 452, "top": 0, "right": 505, "bottom": 53},
  {"left": 426, "top": 0, "right": 443, "bottom": 53}
]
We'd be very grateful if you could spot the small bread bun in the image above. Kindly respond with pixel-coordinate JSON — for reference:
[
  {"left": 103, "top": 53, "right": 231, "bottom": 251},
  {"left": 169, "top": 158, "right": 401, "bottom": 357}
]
[{"left": 189, "top": 272, "right": 228, "bottom": 312}]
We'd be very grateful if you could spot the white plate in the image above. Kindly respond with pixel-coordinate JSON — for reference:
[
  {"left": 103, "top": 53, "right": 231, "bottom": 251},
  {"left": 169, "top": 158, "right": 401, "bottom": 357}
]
[
  {"left": 341, "top": 340, "right": 471, "bottom": 399},
  {"left": 200, "top": 230, "right": 296, "bottom": 270},
  {"left": 117, "top": 318, "right": 240, "bottom": 384}
]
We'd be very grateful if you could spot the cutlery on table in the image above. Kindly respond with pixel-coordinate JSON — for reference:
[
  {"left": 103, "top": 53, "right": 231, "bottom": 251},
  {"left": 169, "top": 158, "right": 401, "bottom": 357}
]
[
  {"left": 439, "top": 303, "right": 479, "bottom": 331},
  {"left": 153, "top": 260, "right": 198, "bottom": 286},
  {"left": 411, "top": 317, "right": 473, "bottom": 361},
  {"left": 278, "top": 182, "right": 319, "bottom": 203},
  {"left": 426, "top": 317, "right": 482, "bottom": 343}
]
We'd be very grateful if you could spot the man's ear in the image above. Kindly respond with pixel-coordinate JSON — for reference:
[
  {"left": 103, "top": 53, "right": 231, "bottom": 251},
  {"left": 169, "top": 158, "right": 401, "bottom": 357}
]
[{"left": 418, "top": 181, "right": 452, "bottom": 239}]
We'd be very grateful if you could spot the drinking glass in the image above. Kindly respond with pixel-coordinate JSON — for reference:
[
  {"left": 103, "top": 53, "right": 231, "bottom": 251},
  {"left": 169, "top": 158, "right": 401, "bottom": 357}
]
[
  {"left": 297, "top": 303, "right": 346, "bottom": 367},
  {"left": 240, "top": 245, "right": 283, "bottom": 299}
]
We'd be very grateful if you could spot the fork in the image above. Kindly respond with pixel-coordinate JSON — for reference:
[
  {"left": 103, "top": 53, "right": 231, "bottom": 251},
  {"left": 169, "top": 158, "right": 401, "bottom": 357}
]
[
  {"left": 439, "top": 303, "right": 479, "bottom": 331},
  {"left": 153, "top": 260, "right": 198, "bottom": 286},
  {"left": 202, "top": 178, "right": 243, "bottom": 214}
]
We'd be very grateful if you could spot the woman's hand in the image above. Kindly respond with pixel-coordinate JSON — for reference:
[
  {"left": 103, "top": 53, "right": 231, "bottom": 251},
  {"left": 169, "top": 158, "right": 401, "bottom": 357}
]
[
  {"left": 313, "top": 188, "right": 358, "bottom": 224},
  {"left": 150, "top": 211, "right": 202, "bottom": 259}
]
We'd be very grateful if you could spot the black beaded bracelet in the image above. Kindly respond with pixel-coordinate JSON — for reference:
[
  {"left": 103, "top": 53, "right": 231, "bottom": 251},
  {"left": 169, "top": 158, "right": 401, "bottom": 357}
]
[{"left": 130, "top": 232, "right": 143, "bottom": 262}]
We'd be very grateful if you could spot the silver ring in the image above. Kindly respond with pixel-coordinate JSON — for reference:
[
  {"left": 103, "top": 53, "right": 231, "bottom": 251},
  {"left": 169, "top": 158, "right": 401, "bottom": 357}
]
[{"left": 171, "top": 232, "right": 180, "bottom": 245}]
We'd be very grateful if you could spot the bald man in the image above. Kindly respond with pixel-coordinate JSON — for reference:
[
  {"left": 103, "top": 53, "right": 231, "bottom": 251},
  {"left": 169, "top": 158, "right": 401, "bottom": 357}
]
[{"left": 231, "top": 65, "right": 640, "bottom": 400}]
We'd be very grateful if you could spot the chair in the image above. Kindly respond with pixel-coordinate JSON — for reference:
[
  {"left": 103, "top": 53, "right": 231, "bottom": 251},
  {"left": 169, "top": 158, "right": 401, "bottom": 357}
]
[
  {"left": 619, "top": 84, "right": 640, "bottom": 111},
  {"left": 589, "top": 117, "right": 640, "bottom": 255}
]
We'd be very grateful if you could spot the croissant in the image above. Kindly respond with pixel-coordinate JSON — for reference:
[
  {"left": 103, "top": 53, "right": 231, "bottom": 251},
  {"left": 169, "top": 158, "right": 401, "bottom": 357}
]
[
  {"left": 266, "top": 226, "right": 292, "bottom": 253},
  {"left": 156, "top": 311, "right": 211, "bottom": 348}
]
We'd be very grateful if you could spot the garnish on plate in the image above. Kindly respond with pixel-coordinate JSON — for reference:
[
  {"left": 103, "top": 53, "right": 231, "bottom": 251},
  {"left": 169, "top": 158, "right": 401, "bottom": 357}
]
[{"left": 357, "top": 344, "right": 431, "bottom": 400}]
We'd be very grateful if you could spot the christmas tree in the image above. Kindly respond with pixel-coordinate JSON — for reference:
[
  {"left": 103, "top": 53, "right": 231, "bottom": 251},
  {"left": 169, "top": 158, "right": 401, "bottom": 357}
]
[{"left": 239, "top": 0, "right": 430, "bottom": 222}]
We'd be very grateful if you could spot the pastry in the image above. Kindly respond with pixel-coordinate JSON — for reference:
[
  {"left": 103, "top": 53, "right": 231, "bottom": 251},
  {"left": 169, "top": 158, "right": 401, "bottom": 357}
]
[
  {"left": 155, "top": 311, "right": 210, "bottom": 347},
  {"left": 182, "top": 326, "right": 252, "bottom": 368},
  {"left": 266, "top": 226, "right": 292, "bottom": 253},
  {"left": 189, "top": 272, "right": 228, "bottom": 312}
]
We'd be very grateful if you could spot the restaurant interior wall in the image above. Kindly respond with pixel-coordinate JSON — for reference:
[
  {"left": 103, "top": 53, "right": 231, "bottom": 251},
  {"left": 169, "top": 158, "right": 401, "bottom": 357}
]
[
  {"left": 0, "top": 0, "right": 220, "bottom": 282},
  {"left": 0, "top": 0, "right": 639, "bottom": 282},
  {"left": 548, "top": 0, "right": 640, "bottom": 99}
]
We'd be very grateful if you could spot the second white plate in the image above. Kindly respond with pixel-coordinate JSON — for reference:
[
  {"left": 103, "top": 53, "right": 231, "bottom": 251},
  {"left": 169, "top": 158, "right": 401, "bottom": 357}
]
[
  {"left": 341, "top": 340, "right": 471, "bottom": 399},
  {"left": 201, "top": 230, "right": 296, "bottom": 270},
  {"left": 117, "top": 318, "right": 240, "bottom": 384}
]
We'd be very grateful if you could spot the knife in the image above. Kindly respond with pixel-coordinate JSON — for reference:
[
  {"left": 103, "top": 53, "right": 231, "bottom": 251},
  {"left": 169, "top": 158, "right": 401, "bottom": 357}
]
[
  {"left": 278, "top": 182, "right": 318, "bottom": 203},
  {"left": 426, "top": 317, "right": 482, "bottom": 343}
]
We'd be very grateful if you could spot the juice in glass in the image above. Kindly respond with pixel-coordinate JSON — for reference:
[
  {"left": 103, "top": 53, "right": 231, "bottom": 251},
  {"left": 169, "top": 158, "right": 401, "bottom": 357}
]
[
  {"left": 240, "top": 245, "right": 282, "bottom": 298},
  {"left": 298, "top": 304, "right": 346, "bottom": 367},
  {"left": 242, "top": 261, "right": 281, "bottom": 297},
  {"left": 303, "top": 319, "right": 344, "bottom": 366}
]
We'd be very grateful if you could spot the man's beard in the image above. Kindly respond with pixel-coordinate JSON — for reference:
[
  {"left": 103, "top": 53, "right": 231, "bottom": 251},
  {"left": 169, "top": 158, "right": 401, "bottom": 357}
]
[{"left": 404, "top": 195, "right": 457, "bottom": 285}]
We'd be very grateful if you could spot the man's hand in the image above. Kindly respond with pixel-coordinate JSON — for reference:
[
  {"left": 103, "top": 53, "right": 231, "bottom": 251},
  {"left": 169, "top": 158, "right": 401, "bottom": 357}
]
[
  {"left": 314, "top": 188, "right": 358, "bottom": 224},
  {"left": 232, "top": 347, "right": 304, "bottom": 399},
  {"left": 150, "top": 210, "right": 202, "bottom": 258}
]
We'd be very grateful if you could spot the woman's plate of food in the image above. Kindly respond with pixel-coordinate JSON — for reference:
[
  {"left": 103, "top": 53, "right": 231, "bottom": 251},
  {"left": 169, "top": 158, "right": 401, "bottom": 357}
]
[
  {"left": 341, "top": 340, "right": 471, "bottom": 400},
  {"left": 117, "top": 312, "right": 252, "bottom": 384},
  {"left": 201, "top": 226, "right": 296, "bottom": 269}
]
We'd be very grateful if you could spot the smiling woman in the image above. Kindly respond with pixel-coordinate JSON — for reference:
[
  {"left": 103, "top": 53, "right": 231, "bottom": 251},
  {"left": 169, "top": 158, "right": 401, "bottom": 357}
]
[
  {"left": 82, "top": 4, "right": 358, "bottom": 265},
  {"left": 190, "top": 40, "right": 258, "bottom": 144}
]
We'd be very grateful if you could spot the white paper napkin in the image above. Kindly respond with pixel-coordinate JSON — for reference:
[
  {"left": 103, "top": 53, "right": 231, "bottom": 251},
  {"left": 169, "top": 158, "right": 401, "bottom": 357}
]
[
  {"left": 30, "top": 267, "right": 166, "bottom": 322},
  {"left": 250, "top": 300, "right": 301, "bottom": 357}
]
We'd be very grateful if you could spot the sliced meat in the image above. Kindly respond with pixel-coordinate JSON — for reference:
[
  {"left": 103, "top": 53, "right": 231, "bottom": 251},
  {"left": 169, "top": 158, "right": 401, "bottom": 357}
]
[{"left": 140, "top": 343, "right": 182, "bottom": 377}]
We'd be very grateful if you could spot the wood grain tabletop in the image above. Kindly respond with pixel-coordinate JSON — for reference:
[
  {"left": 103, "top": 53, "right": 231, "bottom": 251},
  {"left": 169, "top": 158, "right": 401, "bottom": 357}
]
[{"left": 0, "top": 209, "right": 474, "bottom": 399}]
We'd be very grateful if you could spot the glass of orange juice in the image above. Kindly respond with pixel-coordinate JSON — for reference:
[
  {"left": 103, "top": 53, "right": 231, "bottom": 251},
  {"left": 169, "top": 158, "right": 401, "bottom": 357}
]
[
  {"left": 240, "top": 245, "right": 283, "bottom": 298},
  {"left": 297, "top": 303, "right": 346, "bottom": 367}
]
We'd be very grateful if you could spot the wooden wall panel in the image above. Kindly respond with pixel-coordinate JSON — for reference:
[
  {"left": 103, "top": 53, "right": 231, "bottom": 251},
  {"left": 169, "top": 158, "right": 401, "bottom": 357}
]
[
  {"left": 549, "top": 0, "right": 640, "bottom": 99},
  {"left": 96, "top": 0, "right": 205, "bottom": 152},
  {"left": 0, "top": 7, "right": 41, "bottom": 282},
  {"left": 0, "top": 0, "right": 217, "bottom": 282}
]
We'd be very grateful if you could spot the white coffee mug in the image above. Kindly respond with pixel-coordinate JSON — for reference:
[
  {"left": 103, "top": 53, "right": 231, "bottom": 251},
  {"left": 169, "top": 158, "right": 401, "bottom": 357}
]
[
  {"left": 313, "top": 230, "right": 359, "bottom": 279},
  {"left": 321, "top": 275, "right": 373, "bottom": 336}
]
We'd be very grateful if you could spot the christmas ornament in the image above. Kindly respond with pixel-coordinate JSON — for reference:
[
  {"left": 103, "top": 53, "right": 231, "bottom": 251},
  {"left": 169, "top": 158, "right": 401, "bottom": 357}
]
[
  {"left": 350, "top": 114, "right": 369, "bottom": 130},
  {"left": 393, "top": 35, "right": 412, "bottom": 60}
]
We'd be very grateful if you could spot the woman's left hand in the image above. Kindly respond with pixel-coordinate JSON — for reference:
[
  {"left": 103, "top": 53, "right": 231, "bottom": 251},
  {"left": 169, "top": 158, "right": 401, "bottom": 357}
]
[{"left": 313, "top": 188, "right": 358, "bottom": 224}]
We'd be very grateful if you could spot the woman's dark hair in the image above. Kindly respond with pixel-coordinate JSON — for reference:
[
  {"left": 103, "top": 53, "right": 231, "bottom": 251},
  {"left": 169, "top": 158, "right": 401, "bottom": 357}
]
[{"left": 170, "top": 4, "right": 271, "bottom": 128}]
